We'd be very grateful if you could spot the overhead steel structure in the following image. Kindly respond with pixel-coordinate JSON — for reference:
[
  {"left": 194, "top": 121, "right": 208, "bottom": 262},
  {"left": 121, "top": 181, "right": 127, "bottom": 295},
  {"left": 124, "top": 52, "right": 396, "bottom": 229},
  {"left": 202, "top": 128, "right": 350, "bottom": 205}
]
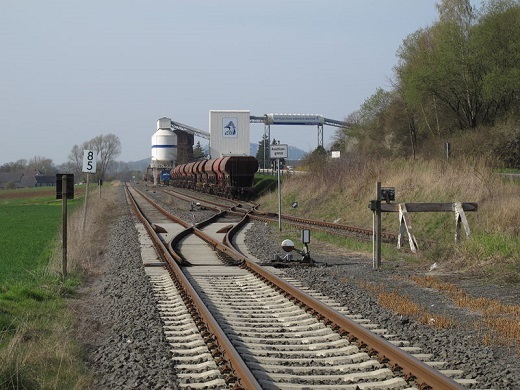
[
  {"left": 162, "top": 114, "right": 347, "bottom": 147},
  {"left": 156, "top": 114, "right": 349, "bottom": 171},
  {"left": 169, "top": 119, "right": 210, "bottom": 139},
  {"left": 250, "top": 113, "right": 349, "bottom": 148},
  {"left": 250, "top": 113, "right": 350, "bottom": 169}
]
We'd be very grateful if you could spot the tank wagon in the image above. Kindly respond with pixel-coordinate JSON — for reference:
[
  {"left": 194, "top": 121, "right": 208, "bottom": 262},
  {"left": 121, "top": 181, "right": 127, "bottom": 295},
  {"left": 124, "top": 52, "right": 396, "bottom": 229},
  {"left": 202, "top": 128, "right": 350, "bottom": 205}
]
[{"left": 170, "top": 156, "right": 258, "bottom": 199}]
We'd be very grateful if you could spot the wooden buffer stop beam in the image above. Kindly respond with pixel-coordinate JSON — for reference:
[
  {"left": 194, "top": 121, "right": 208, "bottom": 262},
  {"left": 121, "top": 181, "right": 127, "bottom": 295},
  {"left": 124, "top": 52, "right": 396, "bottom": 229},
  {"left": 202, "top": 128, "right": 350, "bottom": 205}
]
[{"left": 380, "top": 202, "right": 479, "bottom": 253}]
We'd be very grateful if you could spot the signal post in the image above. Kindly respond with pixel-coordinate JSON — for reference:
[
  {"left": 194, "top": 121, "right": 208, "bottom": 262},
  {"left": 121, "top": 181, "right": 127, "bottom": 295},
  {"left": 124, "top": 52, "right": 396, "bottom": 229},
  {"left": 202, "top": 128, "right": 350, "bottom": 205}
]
[{"left": 270, "top": 143, "right": 288, "bottom": 231}]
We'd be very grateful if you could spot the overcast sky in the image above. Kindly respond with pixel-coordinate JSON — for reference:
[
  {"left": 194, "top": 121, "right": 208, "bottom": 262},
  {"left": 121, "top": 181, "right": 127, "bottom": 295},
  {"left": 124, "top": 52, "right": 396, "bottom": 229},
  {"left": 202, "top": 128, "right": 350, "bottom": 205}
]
[{"left": 1, "top": 1, "right": 447, "bottom": 165}]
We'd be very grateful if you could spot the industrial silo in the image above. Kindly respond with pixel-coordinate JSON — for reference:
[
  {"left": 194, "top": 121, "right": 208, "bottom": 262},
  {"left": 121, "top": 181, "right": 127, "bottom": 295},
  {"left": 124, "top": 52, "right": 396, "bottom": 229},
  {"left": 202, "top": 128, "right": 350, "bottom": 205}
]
[{"left": 151, "top": 117, "right": 177, "bottom": 186}]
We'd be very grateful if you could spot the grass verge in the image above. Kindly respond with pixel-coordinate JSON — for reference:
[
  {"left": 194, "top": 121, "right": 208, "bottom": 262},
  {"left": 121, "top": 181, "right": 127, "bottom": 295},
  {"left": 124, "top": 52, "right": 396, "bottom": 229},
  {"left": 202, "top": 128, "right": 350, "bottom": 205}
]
[
  {"left": 0, "top": 183, "right": 119, "bottom": 388},
  {"left": 256, "top": 156, "right": 520, "bottom": 284}
]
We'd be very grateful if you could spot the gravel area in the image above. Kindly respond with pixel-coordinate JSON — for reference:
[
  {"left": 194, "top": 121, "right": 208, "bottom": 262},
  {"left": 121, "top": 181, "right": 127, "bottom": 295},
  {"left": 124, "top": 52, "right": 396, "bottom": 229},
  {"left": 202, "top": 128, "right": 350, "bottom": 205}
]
[
  {"left": 79, "top": 185, "right": 520, "bottom": 389},
  {"left": 74, "top": 188, "right": 178, "bottom": 389},
  {"left": 244, "top": 222, "right": 520, "bottom": 389}
]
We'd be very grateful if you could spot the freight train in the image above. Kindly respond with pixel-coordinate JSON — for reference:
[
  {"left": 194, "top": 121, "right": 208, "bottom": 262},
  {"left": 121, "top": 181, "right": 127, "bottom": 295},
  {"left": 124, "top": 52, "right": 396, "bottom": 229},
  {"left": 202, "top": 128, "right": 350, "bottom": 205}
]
[{"left": 170, "top": 156, "right": 259, "bottom": 199}]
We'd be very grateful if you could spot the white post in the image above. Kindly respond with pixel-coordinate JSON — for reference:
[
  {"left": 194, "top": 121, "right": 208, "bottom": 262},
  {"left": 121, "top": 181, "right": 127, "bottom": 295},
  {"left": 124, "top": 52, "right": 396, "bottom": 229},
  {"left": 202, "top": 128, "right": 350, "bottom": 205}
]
[
  {"left": 398, "top": 203, "right": 419, "bottom": 253},
  {"left": 454, "top": 202, "right": 471, "bottom": 243},
  {"left": 82, "top": 173, "right": 90, "bottom": 233},
  {"left": 81, "top": 149, "right": 97, "bottom": 233}
]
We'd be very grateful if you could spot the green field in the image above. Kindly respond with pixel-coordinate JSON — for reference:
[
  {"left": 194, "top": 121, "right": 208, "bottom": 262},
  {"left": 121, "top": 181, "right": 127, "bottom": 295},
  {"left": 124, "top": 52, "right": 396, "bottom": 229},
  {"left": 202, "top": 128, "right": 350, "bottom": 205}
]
[
  {"left": 0, "top": 187, "right": 87, "bottom": 388},
  {"left": 0, "top": 203, "right": 60, "bottom": 283},
  {"left": 0, "top": 187, "right": 84, "bottom": 281},
  {"left": 0, "top": 189, "right": 70, "bottom": 330}
]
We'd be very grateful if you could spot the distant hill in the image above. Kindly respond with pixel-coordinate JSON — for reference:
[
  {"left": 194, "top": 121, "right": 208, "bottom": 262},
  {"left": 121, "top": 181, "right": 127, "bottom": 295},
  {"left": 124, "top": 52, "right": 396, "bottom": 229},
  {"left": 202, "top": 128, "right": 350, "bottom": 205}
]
[
  {"left": 124, "top": 143, "right": 307, "bottom": 169},
  {"left": 125, "top": 158, "right": 151, "bottom": 170}
]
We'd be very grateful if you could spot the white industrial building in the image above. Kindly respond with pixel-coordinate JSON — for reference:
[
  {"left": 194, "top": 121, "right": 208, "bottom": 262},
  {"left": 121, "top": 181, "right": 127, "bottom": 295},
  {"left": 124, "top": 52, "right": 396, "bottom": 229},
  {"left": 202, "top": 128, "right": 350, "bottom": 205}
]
[
  {"left": 150, "top": 117, "right": 177, "bottom": 185},
  {"left": 209, "top": 110, "right": 250, "bottom": 158}
]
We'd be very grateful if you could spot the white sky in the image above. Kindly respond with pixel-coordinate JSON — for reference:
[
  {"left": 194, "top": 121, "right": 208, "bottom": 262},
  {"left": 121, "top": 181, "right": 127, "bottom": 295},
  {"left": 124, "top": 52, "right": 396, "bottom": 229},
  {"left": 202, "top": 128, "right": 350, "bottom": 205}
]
[{"left": 0, "top": 1, "right": 445, "bottom": 165}]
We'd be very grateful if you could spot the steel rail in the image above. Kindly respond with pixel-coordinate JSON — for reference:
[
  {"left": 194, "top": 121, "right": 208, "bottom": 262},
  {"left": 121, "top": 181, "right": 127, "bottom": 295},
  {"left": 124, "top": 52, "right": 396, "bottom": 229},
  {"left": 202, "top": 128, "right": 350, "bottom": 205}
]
[
  {"left": 241, "top": 259, "right": 465, "bottom": 390},
  {"left": 163, "top": 188, "right": 241, "bottom": 211},
  {"left": 124, "top": 184, "right": 262, "bottom": 389},
  {"left": 246, "top": 212, "right": 398, "bottom": 243},
  {"left": 205, "top": 206, "right": 463, "bottom": 388},
  {"left": 132, "top": 184, "right": 457, "bottom": 388},
  {"left": 258, "top": 212, "right": 397, "bottom": 240},
  {"left": 134, "top": 186, "right": 248, "bottom": 262},
  {"left": 161, "top": 187, "right": 386, "bottom": 241}
]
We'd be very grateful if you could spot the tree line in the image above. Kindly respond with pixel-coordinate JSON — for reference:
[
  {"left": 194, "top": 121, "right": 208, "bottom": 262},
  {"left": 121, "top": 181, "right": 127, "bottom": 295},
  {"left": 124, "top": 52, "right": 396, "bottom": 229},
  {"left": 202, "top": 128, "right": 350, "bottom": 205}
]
[
  {"left": 331, "top": 0, "right": 520, "bottom": 167},
  {"left": 1, "top": 134, "right": 125, "bottom": 181}
]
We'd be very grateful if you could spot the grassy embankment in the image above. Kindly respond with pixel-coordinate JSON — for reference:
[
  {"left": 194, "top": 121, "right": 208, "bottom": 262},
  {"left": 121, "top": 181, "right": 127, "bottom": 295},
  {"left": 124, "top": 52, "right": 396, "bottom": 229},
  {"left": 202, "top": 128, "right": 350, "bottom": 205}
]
[
  {"left": 256, "top": 157, "right": 520, "bottom": 283},
  {"left": 256, "top": 157, "right": 520, "bottom": 348},
  {"left": 0, "top": 184, "right": 119, "bottom": 388}
]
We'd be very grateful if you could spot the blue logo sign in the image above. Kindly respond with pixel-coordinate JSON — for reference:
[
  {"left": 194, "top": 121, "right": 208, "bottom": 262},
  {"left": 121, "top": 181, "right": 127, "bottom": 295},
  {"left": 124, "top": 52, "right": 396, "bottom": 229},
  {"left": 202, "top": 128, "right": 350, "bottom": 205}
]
[{"left": 223, "top": 117, "right": 238, "bottom": 138}]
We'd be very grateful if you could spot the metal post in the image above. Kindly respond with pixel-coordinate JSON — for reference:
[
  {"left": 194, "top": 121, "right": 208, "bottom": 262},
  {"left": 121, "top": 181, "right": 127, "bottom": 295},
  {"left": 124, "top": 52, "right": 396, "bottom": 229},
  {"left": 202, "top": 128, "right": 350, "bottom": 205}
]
[
  {"left": 263, "top": 125, "right": 267, "bottom": 169},
  {"left": 373, "top": 181, "right": 382, "bottom": 270},
  {"left": 277, "top": 158, "right": 282, "bottom": 231},
  {"left": 263, "top": 124, "right": 266, "bottom": 170},
  {"left": 263, "top": 124, "right": 271, "bottom": 171},
  {"left": 62, "top": 174, "right": 68, "bottom": 277}
]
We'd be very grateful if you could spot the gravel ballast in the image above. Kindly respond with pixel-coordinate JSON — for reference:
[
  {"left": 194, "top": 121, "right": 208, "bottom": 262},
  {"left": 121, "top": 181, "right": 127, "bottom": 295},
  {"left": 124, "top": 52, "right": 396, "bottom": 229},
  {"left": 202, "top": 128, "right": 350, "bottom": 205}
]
[
  {"left": 75, "top": 188, "right": 178, "bottom": 389},
  {"left": 244, "top": 222, "right": 520, "bottom": 389},
  {"left": 81, "top": 186, "right": 520, "bottom": 389}
]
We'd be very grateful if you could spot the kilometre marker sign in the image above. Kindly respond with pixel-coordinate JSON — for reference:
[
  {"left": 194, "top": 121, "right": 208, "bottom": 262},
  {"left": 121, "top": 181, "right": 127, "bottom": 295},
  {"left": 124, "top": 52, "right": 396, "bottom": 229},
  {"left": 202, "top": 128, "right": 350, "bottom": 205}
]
[{"left": 82, "top": 150, "right": 97, "bottom": 173}]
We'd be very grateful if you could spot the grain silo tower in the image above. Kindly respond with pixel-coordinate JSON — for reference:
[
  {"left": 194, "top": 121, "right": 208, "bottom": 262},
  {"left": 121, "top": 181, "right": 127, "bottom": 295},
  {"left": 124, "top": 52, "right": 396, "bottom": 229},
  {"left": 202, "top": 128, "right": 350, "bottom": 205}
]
[{"left": 151, "top": 117, "right": 176, "bottom": 185}]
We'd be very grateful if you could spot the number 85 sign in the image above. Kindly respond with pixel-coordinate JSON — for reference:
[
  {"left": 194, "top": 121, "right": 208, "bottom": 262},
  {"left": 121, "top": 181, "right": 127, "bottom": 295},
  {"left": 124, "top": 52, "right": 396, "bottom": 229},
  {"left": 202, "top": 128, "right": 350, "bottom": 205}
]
[{"left": 82, "top": 150, "right": 98, "bottom": 173}]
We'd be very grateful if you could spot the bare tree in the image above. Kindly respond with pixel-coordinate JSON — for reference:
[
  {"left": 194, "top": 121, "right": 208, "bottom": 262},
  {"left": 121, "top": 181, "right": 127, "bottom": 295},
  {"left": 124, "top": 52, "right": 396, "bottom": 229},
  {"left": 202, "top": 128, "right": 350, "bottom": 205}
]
[
  {"left": 67, "top": 134, "right": 121, "bottom": 180},
  {"left": 86, "top": 134, "right": 121, "bottom": 180},
  {"left": 0, "top": 159, "right": 27, "bottom": 172},
  {"left": 67, "top": 144, "right": 84, "bottom": 174},
  {"left": 27, "top": 156, "right": 56, "bottom": 174}
]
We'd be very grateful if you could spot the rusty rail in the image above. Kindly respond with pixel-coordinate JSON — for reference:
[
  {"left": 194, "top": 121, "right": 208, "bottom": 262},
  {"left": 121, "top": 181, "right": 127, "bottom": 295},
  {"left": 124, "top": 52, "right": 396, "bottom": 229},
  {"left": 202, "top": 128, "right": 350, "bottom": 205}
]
[
  {"left": 241, "top": 259, "right": 465, "bottom": 390},
  {"left": 125, "top": 184, "right": 261, "bottom": 389},
  {"left": 127, "top": 183, "right": 463, "bottom": 389},
  {"left": 162, "top": 187, "right": 388, "bottom": 241}
]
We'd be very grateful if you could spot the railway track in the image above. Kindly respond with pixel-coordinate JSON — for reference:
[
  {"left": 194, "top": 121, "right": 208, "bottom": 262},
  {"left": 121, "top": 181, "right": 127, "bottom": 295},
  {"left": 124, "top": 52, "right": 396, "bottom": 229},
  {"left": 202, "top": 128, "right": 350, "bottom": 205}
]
[
  {"left": 124, "top": 184, "right": 482, "bottom": 389},
  {"left": 125, "top": 183, "right": 478, "bottom": 389},
  {"left": 160, "top": 187, "right": 399, "bottom": 243}
]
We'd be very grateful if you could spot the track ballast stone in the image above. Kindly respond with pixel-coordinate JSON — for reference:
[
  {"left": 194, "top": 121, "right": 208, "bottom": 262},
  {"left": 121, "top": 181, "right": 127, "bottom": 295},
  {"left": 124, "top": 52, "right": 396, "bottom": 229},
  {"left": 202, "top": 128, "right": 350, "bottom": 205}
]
[
  {"left": 243, "top": 221, "right": 520, "bottom": 389},
  {"left": 82, "top": 186, "right": 519, "bottom": 389}
]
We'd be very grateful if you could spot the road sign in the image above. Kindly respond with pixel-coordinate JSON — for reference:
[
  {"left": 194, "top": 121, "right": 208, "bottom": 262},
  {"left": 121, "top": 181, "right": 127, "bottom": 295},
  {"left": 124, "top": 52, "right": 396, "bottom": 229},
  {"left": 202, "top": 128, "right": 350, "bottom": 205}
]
[
  {"left": 56, "top": 174, "right": 74, "bottom": 199},
  {"left": 82, "top": 150, "right": 97, "bottom": 173},
  {"left": 270, "top": 144, "right": 288, "bottom": 159}
]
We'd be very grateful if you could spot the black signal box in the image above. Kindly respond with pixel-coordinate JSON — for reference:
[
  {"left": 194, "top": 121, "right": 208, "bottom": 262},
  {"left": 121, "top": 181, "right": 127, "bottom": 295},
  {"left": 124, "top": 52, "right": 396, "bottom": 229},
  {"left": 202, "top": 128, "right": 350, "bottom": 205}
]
[
  {"left": 380, "top": 187, "right": 395, "bottom": 202},
  {"left": 56, "top": 174, "right": 74, "bottom": 199}
]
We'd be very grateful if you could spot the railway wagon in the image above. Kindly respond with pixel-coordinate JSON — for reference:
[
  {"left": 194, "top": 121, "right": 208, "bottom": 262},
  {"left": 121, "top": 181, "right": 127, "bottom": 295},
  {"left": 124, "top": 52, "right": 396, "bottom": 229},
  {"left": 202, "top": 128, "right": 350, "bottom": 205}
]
[
  {"left": 170, "top": 156, "right": 258, "bottom": 199},
  {"left": 160, "top": 170, "right": 171, "bottom": 185}
]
